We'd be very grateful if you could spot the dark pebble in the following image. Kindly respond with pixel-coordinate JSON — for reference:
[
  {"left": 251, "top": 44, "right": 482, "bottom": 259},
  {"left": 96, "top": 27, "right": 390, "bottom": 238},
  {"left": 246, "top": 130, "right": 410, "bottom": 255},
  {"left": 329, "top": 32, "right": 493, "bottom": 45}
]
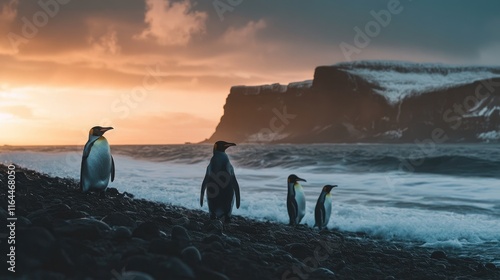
[
  {"left": 284, "top": 243, "right": 311, "bottom": 259},
  {"left": 485, "top": 263, "right": 497, "bottom": 270},
  {"left": 113, "top": 226, "right": 132, "bottom": 239},
  {"left": 195, "top": 266, "right": 230, "bottom": 280},
  {"left": 119, "top": 271, "right": 155, "bottom": 280},
  {"left": 204, "top": 220, "right": 224, "bottom": 234},
  {"left": 209, "top": 241, "right": 225, "bottom": 252},
  {"left": 202, "top": 252, "right": 225, "bottom": 272},
  {"left": 106, "top": 187, "right": 120, "bottom": 196},
  {"left": 171, "top": 225, "right": 191, "bottom": 248},
  {"left": 102, "top": 212, "right": 137, "bottom": 227},
  {"left": 148, "top": 239, "right": 178, "bottom": 256},
  {"left": 223, "top": 236, "right": 241, "bottom": 247},
  {"left": 203, "top": 234, "right": 224, "bottom": 244},
  {"left": 133, "top": 222, "right": 161, "bottom": 240},
  {"left": 160, "top": 257, "right": 195, "bottom": 279},
  {"left": 17, "top": 216, "right": 32, "bottom": 226},
  {"left": 311, "top": 267, "right": 335, "bottom": 278},
  {"left": 17, "top": 227, "right": 56, "bottom": 271},
  {"left": 125, "top": 255, "right": 154, "bottom": 275},
  {"left": 431, "top": 250, "right": 447, "bottom": 259},
  {"left": 182, "top": 246, "right": 202, "bottom": 267}
]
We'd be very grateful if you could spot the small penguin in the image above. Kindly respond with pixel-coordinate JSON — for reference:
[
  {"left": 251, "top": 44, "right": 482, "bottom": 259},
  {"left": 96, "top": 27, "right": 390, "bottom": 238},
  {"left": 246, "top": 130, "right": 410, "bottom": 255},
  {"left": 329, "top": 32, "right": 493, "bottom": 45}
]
[
  {"left": 314, "top": 185, "right": 338, "bottom": 230},
  {"left": 80, "top": 126, "right": 115, "bottom": 193},
  {"left": 200, "top": 141, "right": 240, "bottom": 222},
  {"left": 287, "top": 174, "right": 307, "bottom": 226}
]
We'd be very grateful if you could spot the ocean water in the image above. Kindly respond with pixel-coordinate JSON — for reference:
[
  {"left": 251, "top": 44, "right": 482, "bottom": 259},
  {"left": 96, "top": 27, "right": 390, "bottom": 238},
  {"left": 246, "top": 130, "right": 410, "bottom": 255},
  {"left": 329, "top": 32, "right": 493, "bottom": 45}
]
[{"left": 1, "top": 144, "right": 499, "bottom": 264}]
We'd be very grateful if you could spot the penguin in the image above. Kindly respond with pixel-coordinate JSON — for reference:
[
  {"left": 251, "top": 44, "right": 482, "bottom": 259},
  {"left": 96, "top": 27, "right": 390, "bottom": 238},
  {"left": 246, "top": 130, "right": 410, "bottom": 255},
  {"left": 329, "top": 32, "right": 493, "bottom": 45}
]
[
  {"left": 200, "top": 141, "right": 240, "bottom": 222},
  {"left": 287, "top": 174, "right": 307, "bottom": 226},
  {"left": 80, "top": 126, "right": 115, "bottom": 193},
  {"left": 314, "top": 185, "right": 338, "bottom": 230}
]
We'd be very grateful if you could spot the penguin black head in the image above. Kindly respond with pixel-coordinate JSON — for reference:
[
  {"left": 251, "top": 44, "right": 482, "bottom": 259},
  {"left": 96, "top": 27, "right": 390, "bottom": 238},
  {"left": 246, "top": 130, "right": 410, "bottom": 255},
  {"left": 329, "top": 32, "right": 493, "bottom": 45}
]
[
  {"left": 89, "top": 126, "right": 114, "bottom": 137},
  {"left": 288, "top": 174, "right": 307, "bottom": 184},
  {"left": 213, "top": 141, "right": 236, "bottom": 152},
  {"left": 322, "top": 185, "right": 338, "bottom": 193}
]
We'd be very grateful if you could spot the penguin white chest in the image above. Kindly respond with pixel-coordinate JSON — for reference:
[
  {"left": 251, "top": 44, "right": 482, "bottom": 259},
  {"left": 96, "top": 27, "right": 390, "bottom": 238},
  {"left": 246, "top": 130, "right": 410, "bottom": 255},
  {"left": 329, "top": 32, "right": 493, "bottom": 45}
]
[
  {"left": 323, "top": 194, "right": 332, "bottom": 226},
  {"left": 84, "top": 138, "right": 112, "bottom": 190},
  {"left": 294, "top": 184, "right": 306, "bottom": 221}
]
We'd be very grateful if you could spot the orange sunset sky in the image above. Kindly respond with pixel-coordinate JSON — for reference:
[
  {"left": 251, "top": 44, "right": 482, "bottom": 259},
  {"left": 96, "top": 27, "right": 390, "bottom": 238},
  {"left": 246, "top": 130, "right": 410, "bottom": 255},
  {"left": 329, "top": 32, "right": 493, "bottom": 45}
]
[{"left": 1, "top": 0, "right": 499, "bottom": 145}]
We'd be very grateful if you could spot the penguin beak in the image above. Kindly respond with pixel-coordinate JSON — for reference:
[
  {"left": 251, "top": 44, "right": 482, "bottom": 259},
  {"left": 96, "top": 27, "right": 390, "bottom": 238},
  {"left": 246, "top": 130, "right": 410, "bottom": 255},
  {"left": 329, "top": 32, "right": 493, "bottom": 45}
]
[
  {"left": 297, "top": 177, "right": 307, "bottom": 182},
  {"left": 100, "top": 127, "right": 114, "bottom": 132},
  {"left": 224, "top": 142, "right": 236, "bottom": 148}
]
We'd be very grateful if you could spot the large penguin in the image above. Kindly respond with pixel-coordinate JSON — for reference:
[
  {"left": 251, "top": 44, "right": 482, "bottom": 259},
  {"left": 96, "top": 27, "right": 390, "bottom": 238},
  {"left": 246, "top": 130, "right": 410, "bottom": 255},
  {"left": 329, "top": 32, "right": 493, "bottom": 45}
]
[
  {"left": 314, "top": 185, "right": 337, "bottom": 230},
  {"left": 200, "top": 141, "right": 240, "bottom": 222},
  {"left": 287, "top": 174, "right": 307, "bottom": 226},
  {"left": 80, "top": 126, "right": 115, "bottom": 193}
]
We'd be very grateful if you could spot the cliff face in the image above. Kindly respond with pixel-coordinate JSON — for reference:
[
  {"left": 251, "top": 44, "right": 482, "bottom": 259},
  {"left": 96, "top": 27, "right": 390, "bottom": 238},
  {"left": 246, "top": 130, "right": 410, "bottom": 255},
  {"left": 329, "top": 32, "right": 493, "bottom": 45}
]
[{"left": 207, "top": 61, "right": 500, "bottom": 143}]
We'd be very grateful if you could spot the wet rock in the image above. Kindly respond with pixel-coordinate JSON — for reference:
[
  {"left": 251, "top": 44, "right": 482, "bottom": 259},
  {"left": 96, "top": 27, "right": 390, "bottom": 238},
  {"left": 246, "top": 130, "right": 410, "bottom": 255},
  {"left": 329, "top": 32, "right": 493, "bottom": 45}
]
[
  {"left": 182, "top": 246, "right": 202, "bottom": 267},
  {"left": 55, "top": 218, "right": 110, "bottom": 240},
  {"left": 102, "top": 212, "right": 137, "bottom": 227},
  {"left": 133, "top": 222, "right": 160, "bottom": 240},
  {"left": 185, "top": 220, "right": 203, "bottom": 231},
  {"left": 202, "top": 252, "right": 225, "bottom": 272},
  {"left": 106, "top": 187, "right": 120, "bottom": 197},
  {"left": 17, "top": 227, "right": 56, "bottom": 271},
  {"left": 209, "top": 241, "right": 225, "bottom": 252},
  {"left": 195, "top": 267, "right": 230, "bottom": 280},
  {"left": 113, "top": 271, "right": 155, "bottom": 280},
  {"left": 173, "top": 216, "right": 190, "bottom": 226},
  {"left": 203, "top": 234, "right": 224, "bottom": 244},
  {"left": 17, "top": 216, "right": 32, "bottom": 227},
  {"left": 223, "top": 236, "right": 241, "bottom": 247},
  {"left": 204, "top": 220, "right": 224, "bottom": 234},
  {"left": 171, "top": 225, "right": 191, "bottom": 249},
  {"left": 159, "top": 257, "right": 195, "bottom": 279},
  {"left": 148, "top": 239, "right": 178, "bottom": 256},
  {"left": 113, "top": 226, "right": 132, "bottom": 239},
  {"left": 485, "top": 263, "right": 497, "bottom": 270},
  {"left": 125, "top": 255, "right": 154, "bottom": 275},
  {"left": 311, "top": 267, "right": 335, "bottom": 278},
  {"left": 284, "top": 243, "right": 311, "bottom": 259},
  {"left": 75, "top": 203, "right": 92, "bottom": 212},
  {"left": 431, "top": 250, "right": 447, "bottom": 260}
]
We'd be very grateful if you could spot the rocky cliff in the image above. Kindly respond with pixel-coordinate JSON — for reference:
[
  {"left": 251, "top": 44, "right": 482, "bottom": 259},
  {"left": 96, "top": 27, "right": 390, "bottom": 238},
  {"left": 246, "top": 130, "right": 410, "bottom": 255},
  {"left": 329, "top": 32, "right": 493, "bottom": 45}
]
[{"left": 207, "top": 61, "right": 500, "bottom": 143}]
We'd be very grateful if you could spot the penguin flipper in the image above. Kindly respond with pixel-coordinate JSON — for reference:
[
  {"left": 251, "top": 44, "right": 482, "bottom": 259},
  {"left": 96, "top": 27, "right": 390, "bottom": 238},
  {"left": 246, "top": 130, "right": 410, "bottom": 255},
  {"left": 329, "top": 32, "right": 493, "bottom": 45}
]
[
  {"left": 200, "top": 165, "right": 210, "bottom": 207},
  {"left": 316, "top": 204, "right": 326, "bottom": 229},
  {"left": 110, "top": 155, "right": 115, "bottom": 182},
  {"left": 82, "top": 138, "right": 98, "bottom": 159},
  {"left": 233, "top": 176, "right": 240, "bottom": 209},
  {"left": 80, "top": 157, "right": 85, "bottom": 191},
  {"left": 80, "top": 139, "right": 97, "bottom": 192},
  {"left": 287, "top": 196, "right": 298, "bottom": 225},
  {"left": 228, "top": 163, "right": 240, "bottom": 209}
]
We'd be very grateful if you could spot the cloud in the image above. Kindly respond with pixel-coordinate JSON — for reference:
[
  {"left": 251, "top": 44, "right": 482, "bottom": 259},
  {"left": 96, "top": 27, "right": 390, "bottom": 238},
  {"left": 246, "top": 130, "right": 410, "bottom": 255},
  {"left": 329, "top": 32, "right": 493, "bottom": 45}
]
[
  {"left": 222, "top": 19, "right": 266, "bottom": 45},
  {"left": 0, "top": 0, "right": 19, "bottom": 55},
  {"left": 137, "top": 0, "right": 207, "bottom": 46},
  {"left": 90, "top": 29, "right": 121, "bottom": 55},
  {"left": 0, "top": 105, "right": 34, "bottom": 119}
]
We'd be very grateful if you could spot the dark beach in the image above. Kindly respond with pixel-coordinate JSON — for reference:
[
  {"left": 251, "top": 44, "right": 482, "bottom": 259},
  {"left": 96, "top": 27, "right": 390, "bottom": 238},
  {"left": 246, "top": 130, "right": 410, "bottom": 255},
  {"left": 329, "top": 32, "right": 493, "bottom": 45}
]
[{"left": 1, "top": 164, "right": 498, "bottom": 280}]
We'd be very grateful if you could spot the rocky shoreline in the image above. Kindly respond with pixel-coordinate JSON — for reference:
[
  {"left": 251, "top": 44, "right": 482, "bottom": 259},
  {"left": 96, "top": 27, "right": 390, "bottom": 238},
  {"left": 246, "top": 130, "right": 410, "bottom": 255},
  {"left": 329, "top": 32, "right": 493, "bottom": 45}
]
[{"left": 0, "top": 164, "right": 498, "bottom": 280}]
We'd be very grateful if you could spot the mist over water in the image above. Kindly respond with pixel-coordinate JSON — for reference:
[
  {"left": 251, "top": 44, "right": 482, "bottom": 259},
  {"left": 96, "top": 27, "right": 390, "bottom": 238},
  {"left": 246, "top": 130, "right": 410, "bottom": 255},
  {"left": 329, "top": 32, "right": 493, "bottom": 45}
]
[{"left": 1, "top": 144, "right": 499, "bottom": 264}]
